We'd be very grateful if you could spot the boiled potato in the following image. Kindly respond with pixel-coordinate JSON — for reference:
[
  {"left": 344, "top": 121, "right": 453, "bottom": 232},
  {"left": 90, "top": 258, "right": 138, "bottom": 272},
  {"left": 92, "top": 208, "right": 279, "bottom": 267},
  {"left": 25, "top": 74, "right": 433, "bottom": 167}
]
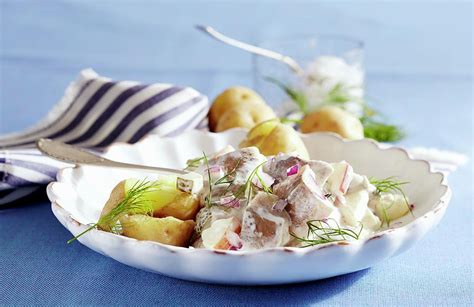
[
  {"left": 373, "top": 193, "right": 410, "bottom": 224},
  {"left": 120, "top": 214, "right": 195, "bottom": 247},
  {"left": 99, "top": 177, "right": 200, "bottom": 231},
  {"left": 240, "top": 117, "right": 279, "bottom": 147},
  {"left": 99, "top": 180, "right": 128, "bottom": 231},
  {"left": 154, "top": 193, "right": 200, "bottom": 221},
  {"left": 209, "top": 87, "right": 277, "bottom": 132},
  {"left": 239, "top": 119, "right": 310, "bottom": 159},
  {"left": 300, "top": 106, "right": 364, "bottom": 140},
  {"left": 209, "top": 87, "right": 266, "bottom": 130},
  {"left": 214, "top": 103, "right": 276, "bottom": 132}
]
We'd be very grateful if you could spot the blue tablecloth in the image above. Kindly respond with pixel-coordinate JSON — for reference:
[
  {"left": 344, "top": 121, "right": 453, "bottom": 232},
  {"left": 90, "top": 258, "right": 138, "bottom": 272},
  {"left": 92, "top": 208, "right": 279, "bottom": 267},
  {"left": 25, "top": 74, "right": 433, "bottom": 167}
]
[{"left": 0, "top": 1, "right": 472, "bottom": 305}]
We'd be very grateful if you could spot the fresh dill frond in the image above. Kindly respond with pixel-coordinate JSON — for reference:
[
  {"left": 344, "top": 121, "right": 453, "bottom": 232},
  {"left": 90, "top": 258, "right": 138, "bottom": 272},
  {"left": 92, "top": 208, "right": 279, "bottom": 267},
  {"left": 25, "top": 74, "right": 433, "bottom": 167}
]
[
  {"left": 185, "top": 155, "right": 205, "bottom": 171},
  {"left": 264, "top": 76, "right": 406, "bottom": 142},
  {"left": 361, "top": 117, "right": 405, "bottom": 143},
  {"left": 380, "top": 203, "right": 391, "bottom": 227},
  {"left": 280, "top": 117, "right": 303, "bottom": 125},
  {"left": 264, "top": 76, "right": 309, "bottom": 114},
  {"left": 67, "top": 179, "right": 159, "bottom": 244},
  {"left": 203, "top": 152, "right": 212, "bottom": 208},
  {"left": 291, "top": 219, "right": 363, "bottom": 248},
  {"left": 369, "top": 176, "right": 413, "bottom": 225},
  {"left": 233, "top": 161, "right": 270, "bottom": 205},
  {"left": 370, "top": 176, "right": 409, "bottom": 196},
  {"left": 255, "top": 172, "right": 273, "bottom": 195},
  {"left": 213, "top": 158, "right": 242, "bottom": 186},
  {"left": 323, "top": 83, "right": 352, "bottom": 104}
]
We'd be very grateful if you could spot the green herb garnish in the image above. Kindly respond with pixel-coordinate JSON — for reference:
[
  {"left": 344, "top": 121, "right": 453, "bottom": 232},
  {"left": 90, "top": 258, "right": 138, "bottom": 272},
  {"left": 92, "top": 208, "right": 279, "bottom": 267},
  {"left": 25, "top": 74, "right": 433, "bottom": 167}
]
[
  {"left": 291, "top": 219, "right": 363, "bottom": 248},
  {"left": 369, "top": 176, "right": 413, "bottom": 226},
  {"left": 323, "top": 83, "right": 352, "bottom": 104},
  {"left": 265, "top": 78, "right": 405, "bottom": 142},
  {"left": 264, "top": 76, "right": 309, "bottom": 114},
  {"left": 280, "top": 117, "right": 303, "bottom": 125},
  {"left": 185, "top": 155, "right": 205, "bottom": 171},
  {"left": 67, "top": 179, "right": 158, "bottom": 244},
  {"left": 370, "top": 177, "right": 409, "bottom": 200},
  {"left": 214, "top": 158, "right": 242, "bottom": 186},
  {"left": 203, "top": 155, "right": 269, "bottom": 208},
  {"left": 361, "top": 117, "right": 405, "bottom": 143},
  {"left": 232, "top": 161, "right": 270, "bottom": 204},
  {"left": 203, "top": 152, "right": 212, "bottom": 207},
  {"left": 255, "top": 171, "right": 273, "bottom": 195}
]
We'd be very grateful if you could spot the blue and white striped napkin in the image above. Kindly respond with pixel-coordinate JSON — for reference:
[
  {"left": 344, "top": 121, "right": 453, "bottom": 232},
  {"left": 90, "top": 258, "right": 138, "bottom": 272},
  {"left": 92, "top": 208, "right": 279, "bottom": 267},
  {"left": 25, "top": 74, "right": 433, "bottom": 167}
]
[{"left": 0, "top": 69, "right": 209, "bottom": 205}]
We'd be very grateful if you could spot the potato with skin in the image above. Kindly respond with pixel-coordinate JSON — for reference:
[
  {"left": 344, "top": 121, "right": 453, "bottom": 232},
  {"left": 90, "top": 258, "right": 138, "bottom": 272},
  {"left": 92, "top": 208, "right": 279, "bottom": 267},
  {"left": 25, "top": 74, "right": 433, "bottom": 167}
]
[
  {"left": 99, "top": 178, "right": 200, "bottom": 232},
  {"left": 99, "top": 180, "right": 127, "bottom": 231},
  {"left": 241, "top": 118, "right": 280, "bottom": 147},
  {"left": 301, "top": 106, "right": 364, "bottom": 140},
  {"left": 120, "top": 215, "right": 195, "bottom": 247},
  {"left": 209, "top": 87, "right": 267, "bottom": 131},
  {"left": 209, "top": 87, "right": 277, "bottom": 132},
  {"left": 239, "top": 119, "right": 310, "bottom": 159},
  {"left": 154, "top": 193, "right": 200, "bottom": 221},
  {"left": 214, "top": 104, "right": 276, "bottom": 132}
]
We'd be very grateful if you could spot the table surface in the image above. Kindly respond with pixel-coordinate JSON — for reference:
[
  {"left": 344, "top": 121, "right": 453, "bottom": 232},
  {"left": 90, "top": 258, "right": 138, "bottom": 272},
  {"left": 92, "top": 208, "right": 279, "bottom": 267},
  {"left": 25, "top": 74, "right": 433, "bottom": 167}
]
[{"left": 0, "top": 1, "right": 472, "bottom": 306}]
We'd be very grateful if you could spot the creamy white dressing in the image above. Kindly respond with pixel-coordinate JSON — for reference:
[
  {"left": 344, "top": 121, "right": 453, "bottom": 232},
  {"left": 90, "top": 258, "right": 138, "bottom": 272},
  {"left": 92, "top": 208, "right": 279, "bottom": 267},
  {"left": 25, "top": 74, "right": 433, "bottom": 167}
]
[{"left": 192, "top": 147, "right": 409, "bottom": 250}]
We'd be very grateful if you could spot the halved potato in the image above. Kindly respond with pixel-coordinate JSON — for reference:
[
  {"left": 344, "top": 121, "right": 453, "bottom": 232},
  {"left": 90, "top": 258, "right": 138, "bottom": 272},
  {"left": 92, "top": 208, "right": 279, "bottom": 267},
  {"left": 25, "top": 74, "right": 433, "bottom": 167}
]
[
  {"left": 99, "top": 178, "right": 200, "bottom": 231},
  {"left": 120, "top": 214, "right": 195, "bottom": 247},
  {"left": 154, "top": 193, "right": 200, "bottom": 221},
  {"left": 241, "top": 118, "right": 280, "bottom": 148},
  {"left": 99, "top": 180, "right": 127, "bottom": 231},
  {"left": 240, "top": 119, "right": 310, "bottom": 159}
]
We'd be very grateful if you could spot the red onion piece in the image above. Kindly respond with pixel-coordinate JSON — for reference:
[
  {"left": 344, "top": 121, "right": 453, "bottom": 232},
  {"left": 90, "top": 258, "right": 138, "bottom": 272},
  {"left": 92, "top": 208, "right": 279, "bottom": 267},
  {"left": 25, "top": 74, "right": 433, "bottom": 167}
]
[
  {"left": 220, "top": 196, "right": 241, "bottom": 208},
  {"left": 286, "top": 164, "right": 300, "bottom": 176}
]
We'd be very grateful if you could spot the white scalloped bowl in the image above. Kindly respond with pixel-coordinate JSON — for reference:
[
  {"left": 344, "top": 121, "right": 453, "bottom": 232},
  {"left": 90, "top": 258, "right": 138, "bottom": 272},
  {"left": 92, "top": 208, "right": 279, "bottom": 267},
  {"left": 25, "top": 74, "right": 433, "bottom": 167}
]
[{"left": 47, "top": 130, "right": 451, "bottom": 285}]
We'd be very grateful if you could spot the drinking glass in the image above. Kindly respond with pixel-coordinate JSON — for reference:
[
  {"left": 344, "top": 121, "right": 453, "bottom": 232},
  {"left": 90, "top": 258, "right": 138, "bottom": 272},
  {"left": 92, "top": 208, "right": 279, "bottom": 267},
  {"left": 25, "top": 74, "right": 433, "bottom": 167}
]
[{"left": 253, "top": 36, "right": 364, "bottom": 115}]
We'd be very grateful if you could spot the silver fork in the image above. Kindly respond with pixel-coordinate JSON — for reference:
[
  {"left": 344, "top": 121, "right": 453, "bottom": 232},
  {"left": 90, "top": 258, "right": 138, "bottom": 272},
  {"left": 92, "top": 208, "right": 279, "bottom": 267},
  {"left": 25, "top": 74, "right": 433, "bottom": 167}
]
[{"left": 36, "top": 138, "right": 187, "bottom": 175}]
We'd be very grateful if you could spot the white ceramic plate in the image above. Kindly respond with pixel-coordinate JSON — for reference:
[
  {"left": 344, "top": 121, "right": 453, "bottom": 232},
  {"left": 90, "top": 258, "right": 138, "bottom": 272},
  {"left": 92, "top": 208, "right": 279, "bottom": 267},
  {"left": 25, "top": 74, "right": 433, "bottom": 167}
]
[{"left": 47, "top": 130, "right": 451, "bottom": 285}]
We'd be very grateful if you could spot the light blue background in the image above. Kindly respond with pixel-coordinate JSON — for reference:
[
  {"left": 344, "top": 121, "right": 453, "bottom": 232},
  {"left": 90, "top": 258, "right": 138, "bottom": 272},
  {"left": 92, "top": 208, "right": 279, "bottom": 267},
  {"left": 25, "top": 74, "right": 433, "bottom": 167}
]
[{"left": 0, "top": 1, "right": 472, "bottom": 305}]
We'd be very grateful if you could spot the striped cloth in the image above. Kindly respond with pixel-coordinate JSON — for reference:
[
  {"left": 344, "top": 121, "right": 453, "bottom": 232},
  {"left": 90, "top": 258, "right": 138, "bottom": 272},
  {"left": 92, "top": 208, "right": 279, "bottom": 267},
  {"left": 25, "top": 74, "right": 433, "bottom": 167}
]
[{"left": 0, "top": 69, "right": 209, "bottom": 205}]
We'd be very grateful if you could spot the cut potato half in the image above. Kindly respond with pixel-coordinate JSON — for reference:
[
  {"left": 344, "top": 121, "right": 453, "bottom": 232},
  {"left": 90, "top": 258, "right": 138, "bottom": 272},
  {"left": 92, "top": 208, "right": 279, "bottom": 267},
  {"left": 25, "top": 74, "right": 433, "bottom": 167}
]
[{"left": 120, "top": 215, "right": 195, "bottom": 247}]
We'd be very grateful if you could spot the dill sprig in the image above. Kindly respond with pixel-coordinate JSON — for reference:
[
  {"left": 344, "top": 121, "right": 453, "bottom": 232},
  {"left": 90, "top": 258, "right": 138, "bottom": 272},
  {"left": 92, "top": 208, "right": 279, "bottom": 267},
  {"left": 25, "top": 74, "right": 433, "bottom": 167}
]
[
  {"left": 370, "top": 176, "right": 409, "bottom": 201},
  {"left": 214, "top": 158, "right": 242, "bottom": 186},
  {"left": 255, "top": 171, "right": 273, "bottom": 195},
  {"left": 203, "top": 152, "right": 213, "bottom": 207},
  {"left": 265, "top": 77, "right": 405, "bottom": 143},
  {"left": 323, "top": 83, "right": 352, "bottom": 104},
  {"left": 185, "top": 155, "right": 205, "bottom": 171},
  {"left": 232, "top": 161, "right": 270, "bottom": 205},
  {"left": 361, "top": 117, "right": 405, "bottom": 143},
  {"left": 264, "top": 76, "right": 309, "bottom": 114},
  {"left": 205, "top": 158, "right": 271, "bottom": 208},
  {"left": 369, "top": 176, "right": 413, "bottom": 226},
  {"left": 67, "top": 179, "right": 159, "bottom": 244},
  {"left": 291, "top": 219, "right": 363, "bottom": 248},
  {"left": 280, "top": 117, "right": 303, "bottom": 125},
  {"left": 203, "top": 155, "right": 243, "bottom": 206}
]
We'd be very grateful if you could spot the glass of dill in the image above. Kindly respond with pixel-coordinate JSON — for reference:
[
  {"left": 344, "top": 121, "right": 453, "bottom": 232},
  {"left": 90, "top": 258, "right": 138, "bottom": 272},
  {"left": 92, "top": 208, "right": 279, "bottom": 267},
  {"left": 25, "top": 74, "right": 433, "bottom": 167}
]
[{"left": 253, "top": 35, "right": 365, "bottom": 115}]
